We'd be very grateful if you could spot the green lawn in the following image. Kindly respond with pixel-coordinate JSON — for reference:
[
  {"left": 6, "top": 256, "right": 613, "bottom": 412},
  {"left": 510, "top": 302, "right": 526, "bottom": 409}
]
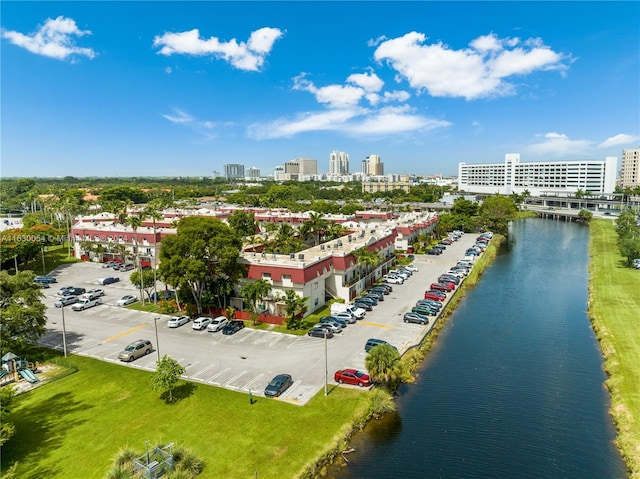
[
  {"left": 588, "top": 219, "right": 640, "bottom": 479},
  {"left": 1, "top": 355, "right": 370, "bottom": 479}
]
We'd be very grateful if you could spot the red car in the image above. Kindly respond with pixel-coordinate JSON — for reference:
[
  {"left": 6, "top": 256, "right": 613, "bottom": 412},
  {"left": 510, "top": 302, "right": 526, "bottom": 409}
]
[
  {"left": 424, "top": 291, "right": 446, "bottom": 301},
  {"left": 334, "top": 369, "right": 372, "bottom": 387},
  {"left": 430, "top": 282, "right": 455, "bottom": 292}
]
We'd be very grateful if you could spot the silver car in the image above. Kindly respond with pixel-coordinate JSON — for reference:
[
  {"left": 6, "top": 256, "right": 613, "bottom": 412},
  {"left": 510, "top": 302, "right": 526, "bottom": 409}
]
[
  {"left": 206, "top": 316, "right": 229, "bottom": 332},
  {"left": 54, "top": 295, "right": 78, "bottom": 308},
  {"left": 118, "top": 339, "right": 153, "bottom": 362},
  {"left": 168, "top": 315, "right": 190, "bottom": 328}
]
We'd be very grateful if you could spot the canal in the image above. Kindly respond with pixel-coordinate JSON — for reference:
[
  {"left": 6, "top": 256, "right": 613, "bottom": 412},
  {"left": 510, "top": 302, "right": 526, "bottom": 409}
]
[{"left": 329, "top": 218, "right": 627, "bottom": 478}]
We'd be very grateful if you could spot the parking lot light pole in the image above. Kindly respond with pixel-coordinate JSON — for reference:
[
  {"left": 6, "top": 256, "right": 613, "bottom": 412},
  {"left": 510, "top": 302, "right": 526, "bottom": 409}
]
[
  {"left": 154, "top": 317, "right": 160, "bottom": 362},
  {"left": 324, "top": 330, "right": 328, "bottom": 396},
  {"left": 61, "top": 305, "right": 68, "bottom": 358}
]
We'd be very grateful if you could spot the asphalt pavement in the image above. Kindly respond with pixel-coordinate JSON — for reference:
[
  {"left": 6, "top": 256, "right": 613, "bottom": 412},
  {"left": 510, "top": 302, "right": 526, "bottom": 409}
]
[{"left": 39, "top": 233, "right": 481, "bottom": 405}]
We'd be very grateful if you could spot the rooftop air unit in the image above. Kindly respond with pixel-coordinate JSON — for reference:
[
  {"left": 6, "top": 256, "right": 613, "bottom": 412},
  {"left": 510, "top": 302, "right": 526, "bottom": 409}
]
[
  {"left": 290, "top": 253, "right": 295, "bottom": 260},
  {"left": 298, "top": 254, "right": 305, "bottom": 261}
]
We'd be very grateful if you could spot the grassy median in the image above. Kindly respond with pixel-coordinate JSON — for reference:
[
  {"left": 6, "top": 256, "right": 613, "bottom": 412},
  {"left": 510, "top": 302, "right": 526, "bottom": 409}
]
[
  {"left": 1, "top": 355, "right": 370, "bottom": 479},
  {"left": 588, "top": 219, "right": 640, "bottom": 479}
]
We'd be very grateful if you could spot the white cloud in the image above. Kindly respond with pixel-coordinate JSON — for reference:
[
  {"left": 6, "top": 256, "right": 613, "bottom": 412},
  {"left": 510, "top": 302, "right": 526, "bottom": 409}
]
[
  {"left": 162, "top": 108, "right": 220, "bottom": 140},
  {"left": 1, "top": 16, "right": 95, "bottom": 61},
  {"left": 598, "top": 134, "right": 640, "bottom": 148},
  {"left": 153, "top": 26, "right": 283, "bottom": 72},
  {"left": 525, "top": 132, "right": 593, "bottom": 156},
  {"left": 347, "top": 106, "right": 450, "bottom": 135},
  {"left": 373, "top": 31, "right": 569, "bottom": 100},
  {"left": 347, "top": 71, "right": 384, "bottom": 92},
  {"left": 248, "top": 108, "right": 364, "bottom": 139}
]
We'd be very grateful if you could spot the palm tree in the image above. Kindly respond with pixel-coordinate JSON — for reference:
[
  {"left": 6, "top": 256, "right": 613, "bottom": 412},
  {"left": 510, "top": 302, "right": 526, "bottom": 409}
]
[
  {"left": 240, "top": 279, "right": 272, "bottom": 325},
  {"left": 127, "top": 214, "right": 144, "bottom": 304},
  {"left": 365, "top": 344, "right": 403, "bottom": 391},
  {"left": 143, "top": 199, "right": 165, "bottom": 303},
  {"left": 300, "top": 212, "right": 328, "bottom": 246},
  {"left": 352, "top": 246, "right": 382, "bottom": 287}
]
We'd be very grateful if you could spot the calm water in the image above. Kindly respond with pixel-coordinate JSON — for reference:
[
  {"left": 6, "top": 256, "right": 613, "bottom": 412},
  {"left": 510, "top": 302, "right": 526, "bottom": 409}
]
[{"left": 330, "top": 219, "right": 627, "bottom": 479}]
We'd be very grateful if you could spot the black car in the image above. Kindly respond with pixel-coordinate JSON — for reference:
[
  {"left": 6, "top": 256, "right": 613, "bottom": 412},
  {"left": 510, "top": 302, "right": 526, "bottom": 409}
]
[
  {"left": 264, "top": 374, "right": 293, "bottom": 397},
  {"left": 308, "top": 328, "right": 333, "bottom": 338},
  {"left": 34, "top": 275, "right": 57, "bottom": 284},
  {"left": 426, "top": 248, "right": 442, "bottom": 255},
  {"left": 404, "top": 312, "right": 429, "bottom": 325},
  {"left": 439, "top": 274, "right": 460, "bottom": 285},
  {"left": 222, "top": 320, "right": 245, "bottom": 335},
  {"left": 353, "top": 301, "right": 373, "bottom": 311}
]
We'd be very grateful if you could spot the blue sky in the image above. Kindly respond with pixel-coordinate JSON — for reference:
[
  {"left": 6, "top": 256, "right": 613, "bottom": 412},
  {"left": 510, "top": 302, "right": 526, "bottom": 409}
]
[{"left": 2, "top": 1, "right": 639, "bottom": 178}]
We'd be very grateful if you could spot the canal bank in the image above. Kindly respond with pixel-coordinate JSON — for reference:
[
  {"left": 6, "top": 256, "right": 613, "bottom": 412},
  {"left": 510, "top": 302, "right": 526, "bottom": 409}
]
[
  {"left": 319, "top": 218, "right": 627, "bottom": 479},
  {"left": 301, "top": 233, "right": 504, "bottom": 478}
]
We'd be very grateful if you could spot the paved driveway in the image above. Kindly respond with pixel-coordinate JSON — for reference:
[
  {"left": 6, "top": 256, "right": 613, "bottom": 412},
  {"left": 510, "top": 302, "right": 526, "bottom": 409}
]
[{"left": 40, "top": 234, "right": 481, "bottom": 405}]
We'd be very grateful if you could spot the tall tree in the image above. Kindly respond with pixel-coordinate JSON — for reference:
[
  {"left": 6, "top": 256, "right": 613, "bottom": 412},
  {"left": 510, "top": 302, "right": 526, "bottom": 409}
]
[
  {"left": 479, "top": 195, "right": 518, "bottom": 235},
  {"left": 228, "top": 210, "right": 257, "bottom": 239},
  {"left": 150, "top": 355, "right": 185, "bottom": 403},
  {"left": 158, "top": 217, "right": 243, "bottom": 314},
  {"left": 142, "top": 199, "right": 165, "bottom": 302},
  {"left": 0, "top": 271, "right": 47, "bottom": 357},
  {"left": 615, "top": 210, "right": 640, "bottom": 267},
  {"left": 240, "top": 279, "right": 272, "bottom": 325},
  {"left": 0, "top": 384, "right": 16, "bottom": 446},
  {"left": 352, "top": 246, "right": 381, "bottom": 286},
  {"left": 365, "top": 344, "right": 403, "bottom": 391},
  {"left": 283, "top": 290, "right": 308, "bottom": 330},
  {"left": 300, "top": 212, "right": 328, "bottom": 246}
]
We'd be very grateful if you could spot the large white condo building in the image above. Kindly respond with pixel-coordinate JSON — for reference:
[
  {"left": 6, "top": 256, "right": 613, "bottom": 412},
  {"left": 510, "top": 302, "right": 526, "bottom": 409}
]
[
  {"left": 458, "top": 154, "right": 617, "bottom": 196},
  {"left": 329, "top": 151, "right": 350, "bottom": 175}
]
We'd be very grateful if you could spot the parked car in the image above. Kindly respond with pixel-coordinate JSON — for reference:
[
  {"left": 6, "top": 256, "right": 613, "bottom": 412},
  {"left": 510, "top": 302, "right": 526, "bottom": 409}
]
[
  {"left": 82, "top": 288, "right": 105, "bottom": 300},
  {"left": 382, "top": 275, "right": 404, "bottom": 284},
  {"left": 365, "top": 291, "right": 384, "bottom": 301},
  {"left": 424, "top": 291, "right": 446, "bottom": 302},
  {"left": 151, "top": 290, "right": 176, "bottom": 301},
  {"left": 416, "top": 299, "right": 442, "bottom": 310},
  {"left": 34, "top": 275, "right": 57, "bottom": 284},
  {"left": 308, "top": 328, "right": 333, "bottom": 338},
  {"left": 404, "top": 312, "right": 429, "bottom": 325},
  {"left": 206, "top": 315, "right": 229, "bottom": 332},
  {"left": 264, "top": 374, "right": 293, "bottom": 397},
  {"left": 412, "top": 305, "right": 437, "bottom": 316},
  {"left": 72, "top": 297, "right": 101, "bottom": 311},
  {"left": 314, "top": 322, "right": 342, "bottom": 334},
  {"left": 430, "top": 282, "right": 453, "bottom": 292},
  {"left": 67, "top": 287, "right": 86, "bottom": 296},
  {"left": 353, "top": 300, "right": 373, "bottom": 311},
  {"left": 405, "top": 264, "right": 419, "bottom": 272},
  {"left": 98, "top": 276, "right": 120, "bottom": 285},
  {"left": 118, "top": 339, "right": 153, "bottom": 362},
  {"left": 102, "top": 261, "right": 118, "bottom": 268},
  {"left": 115, "top": 295, "right": 138, "bottom": 307},
  {"left": 426, "top": 248, "right": 442, "bottom": 255},
  {"left": 120, "top": 263, "right": 135, "bottom": 272},
  {"left": 359, "top": 295, "right": 378, "bottom": 306},
  {"left": 54, "top": 295, "right": 78, "bottom": 308},
  {"left": 369, "top": 286, "right": 390, "bottom": 296},
  {"left": 222, "top": 320, "right": 245, "bottom": 335},
  {"left": 192, "top": 317, "right": 212, "bottom": 330},
  {"left": 364, "top": 338, "right": 397, "bottom": 353},
  {"left": 439, "top": 274, "right": 460, "bottom": 284},
  {"left": 334, "top": 369, "right": 372, "bottom": 387},
  {"left": 332, "top": 311, "right": 357, "bottom": 324},
  {"left": 373, "top": 283, "right": 393, "bottom": 293},
  {"left": 168, "top": 315, "right": 190, "bottom": 328}
]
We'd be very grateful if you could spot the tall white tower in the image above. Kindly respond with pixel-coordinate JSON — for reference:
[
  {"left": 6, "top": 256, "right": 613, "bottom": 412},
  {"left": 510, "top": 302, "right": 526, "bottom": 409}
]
[{"left": 329, "top": 151, "right": 350, "bottom": 175}]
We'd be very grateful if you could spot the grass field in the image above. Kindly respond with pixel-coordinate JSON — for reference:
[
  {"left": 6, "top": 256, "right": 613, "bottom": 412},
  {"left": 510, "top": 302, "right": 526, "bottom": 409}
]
[
  {"left": 588, "top": 219, "right": 640, "bottom": 479},
  {"left": 1, "top": 355, "right": 370, "bottom": 479}
]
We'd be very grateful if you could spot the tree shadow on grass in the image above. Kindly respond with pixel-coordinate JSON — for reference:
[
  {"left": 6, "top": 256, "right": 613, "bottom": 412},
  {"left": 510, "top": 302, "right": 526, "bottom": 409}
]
[
  {"left": 159, "top": 381, "right": 198, "bottom": 404},
  {"left": 1, "top": 391, "right": 92, "bottom": 478}
]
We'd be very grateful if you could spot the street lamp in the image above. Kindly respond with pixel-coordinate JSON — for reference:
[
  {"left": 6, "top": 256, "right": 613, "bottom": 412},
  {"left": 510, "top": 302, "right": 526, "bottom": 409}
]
[
  {"left": 61, "top": 305, "right": 68, "bottom": 358},
  {"left": 154, "top": 317, "right": 160, "bottom": 361},
  {"left": 324, "top": 329, "right": 328, "bottom": 396}
]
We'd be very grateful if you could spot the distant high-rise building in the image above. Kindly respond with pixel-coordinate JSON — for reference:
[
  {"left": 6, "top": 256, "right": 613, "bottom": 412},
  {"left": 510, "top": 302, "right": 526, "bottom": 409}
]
[
  {"left": 621, "top": 148, "right": 640, "bottom": 188},
  {"left": 364, "top": 155, "right": 384, "bottom": 176},
  {"left": 329, "top": 151, "right": 350, "bottom": 175},
  {"left": 246, "top": 167, "right": 261, "bottom": 180},
  {"left": 224, "top": 164, "right": 245, "bottom": 180},
  {"left": 283, "top": 157, "right": 317, "bottom": 180}
]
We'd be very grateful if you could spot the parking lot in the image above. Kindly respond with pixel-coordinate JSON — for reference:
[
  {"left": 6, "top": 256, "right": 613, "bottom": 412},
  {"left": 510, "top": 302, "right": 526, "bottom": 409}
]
[{"left": 39, "top": 233, "right": 480, "bottom": 405}]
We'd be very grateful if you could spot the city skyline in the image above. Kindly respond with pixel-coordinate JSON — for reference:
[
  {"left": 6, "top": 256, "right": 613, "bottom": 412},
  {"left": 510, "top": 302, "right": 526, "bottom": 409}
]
[{"left": 2, "top": 2, "right": 638, "bottom": 178}]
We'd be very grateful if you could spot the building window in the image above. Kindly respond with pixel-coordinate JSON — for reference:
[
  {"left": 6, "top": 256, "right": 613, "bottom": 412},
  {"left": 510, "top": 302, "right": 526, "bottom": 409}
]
[
  {"left": 262, "top": 273, "right": 271, "bottom": 279},
  {"left": 282, "top": 274, "right": 291, "bottom": 280}
]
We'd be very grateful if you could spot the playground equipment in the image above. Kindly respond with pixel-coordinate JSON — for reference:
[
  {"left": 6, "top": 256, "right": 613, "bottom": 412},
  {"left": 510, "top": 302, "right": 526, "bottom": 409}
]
[{"left": 1, "top": 352, "right": 39, "bottom": 384}]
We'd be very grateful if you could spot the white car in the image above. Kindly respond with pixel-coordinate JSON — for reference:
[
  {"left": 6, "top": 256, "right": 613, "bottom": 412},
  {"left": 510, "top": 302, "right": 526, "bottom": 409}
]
[
  {"left": 192, "top": 317, "right": 212, "bottom": 330},
  {"left": 116, "top": 295, "right": 138, "bottom": 307},
  {"left": 82, "top": 288, "right": 105, "bottom": 300},
  {"left": 405, "top": 264, "right": 419, "bottom": 272},
  {"left": 383, "top": 275, "right": 404, "bottom": 284},
  {"left": 54, "top": 295, "right": 78, "bottom": 308},
  {"left": 206, "top": 315, "right": 229, "bottom": 332},
  {"left": 167, "top": 315, "right": 190, "bottom": 328},
  {"left": 72, "top": 297, "right": 101, "bottom": 311}
]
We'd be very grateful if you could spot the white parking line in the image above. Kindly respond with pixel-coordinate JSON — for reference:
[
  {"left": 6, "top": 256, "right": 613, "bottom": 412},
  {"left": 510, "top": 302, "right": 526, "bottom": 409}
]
[
  {"left": 242, "top": 373, "right": 264, "bottom": 391},
  {"left": 281, "top": 379, "right": 302, "bottom": 399},
  {"left": 236, "top": 330, "right": 259, "bottom": 343},
  {"left": 269, "top": 334, "right": 285, "bottom": 347},
  {"left": 206, "top": 367, "right": 231, "bottom": 382},
  {"left": 223, "top": 370, "right": 247, "bottom": 387},
  {"left": 192, "top": 363, "right": 218, "bottom": 379},
  {"left": 253, "top": 331, "right": 270, "bottom": 344}
]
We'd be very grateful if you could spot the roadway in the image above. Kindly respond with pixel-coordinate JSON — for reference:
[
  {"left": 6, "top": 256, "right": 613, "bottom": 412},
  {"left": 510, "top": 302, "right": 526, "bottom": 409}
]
[{"left": 39, "top": 233, "right": 480, "bottom": 405}]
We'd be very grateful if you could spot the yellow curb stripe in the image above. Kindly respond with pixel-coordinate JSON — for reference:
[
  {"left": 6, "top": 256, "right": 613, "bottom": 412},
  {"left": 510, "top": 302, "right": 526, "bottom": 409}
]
[
  {"left": 104, "top": 324, "right": 147, "bottom": 342},
  {"left": 358, "top": 321, "right": 394, "bottom": 329}
]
